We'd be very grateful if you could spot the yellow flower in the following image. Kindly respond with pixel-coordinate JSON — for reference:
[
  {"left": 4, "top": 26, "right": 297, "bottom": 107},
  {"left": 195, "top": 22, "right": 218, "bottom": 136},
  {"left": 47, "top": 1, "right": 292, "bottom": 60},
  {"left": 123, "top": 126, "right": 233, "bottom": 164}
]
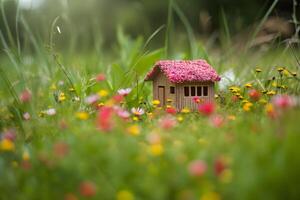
[
  {"left": 132, "top": 116, "right": 139, "bottom": 121},
  {"left": 181, "top": 108, "right": 190, "bottom": 114},
  {"left": 265, "top": 103, "right": 274, "bottom": 114},
  {"left": 229, "top": 86, "right": 240, "bottom": 93},
  {"left": 98, "top": 89, "right": 109, "bottom": 97},
  {"left": 241, "top": 99, "right": 249, "bottom": 104},
  {"left": 283, "top": 69, "right": 289, "bottom": 76},
  {"left": 166, "top": 98, "right": 173, "bottom": 103},
  {"left": 127, "top": 125, "right": 140, "bottom": 136},
  {"left": 244, "top": 83, "right": 252, "bottom": 88},
  {"left": 243, "top": 102, "right": 253, "bottom": 112},
  {"left": 0, "top": 139, "right": 15, "bottom": 151},
  {"left": 116, "top": 190, "right": 134, "bottom": 200},
  {"left": 255, "top": 68, "right": 262, "bottom": 73},
  {"left": 291, "top": 72, "right": 297, "bottom": 77},
  {"left": 22, "top": 151, "right": 30, "bottom": 161},
  {"left": 277, "top": 67, "right": 284, "bottom": 72},
  {"left": 177, "top": 116, "right": 184, "bottom": 122},
  {"left": 271, "top": 82, "right": 277, "bottom": 87},
  {"left": 267, "top": 90, "right": 276, "bottom": 96},
  {"left": 227, "top": 115, "right": 236, "bottom": 121},
  {"left": 219, "top": 169, "right": 233, "bottom": 184},
  {"left": 166, "top": 105, "right": 171, "bottom": 108},
  {"left": 50, "top": 83, "right": 57, "bottom": 90},
  {"left": 58, "top": 92, "right": 66, "bottom": 102},
  {"left": 149, "top": 144, "right": 164, "bottom": 156},
  {"left": 200, "top": 192, "right": 221, "bottom": 200},
  {"left": 281, "top": 85, "right": 287, "bottom": 89},
  {"left": 259, "top": 99, "right": 268, "bottom": 104},
  {"left": 69, "top": 87, "right": 75, "bottom": 92},
  {"left": 98, "top": 102, "right": 105, "bottom": 107},
  {"left": 152, "top": 100, "right": 160, "bottom": 106},
  {"left": 76, "top": 112, "right": 89, "bottom": 120}
]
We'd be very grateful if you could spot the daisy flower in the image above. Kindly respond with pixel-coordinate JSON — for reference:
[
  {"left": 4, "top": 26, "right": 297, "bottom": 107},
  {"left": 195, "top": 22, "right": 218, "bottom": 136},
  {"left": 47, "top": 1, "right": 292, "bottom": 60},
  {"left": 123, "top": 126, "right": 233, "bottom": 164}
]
[
  {"left": 131, "top": 107, "right": 144, "bottom": 116},
  {"left": 117, "top": 88, "right": 132, "bottom": 96}
]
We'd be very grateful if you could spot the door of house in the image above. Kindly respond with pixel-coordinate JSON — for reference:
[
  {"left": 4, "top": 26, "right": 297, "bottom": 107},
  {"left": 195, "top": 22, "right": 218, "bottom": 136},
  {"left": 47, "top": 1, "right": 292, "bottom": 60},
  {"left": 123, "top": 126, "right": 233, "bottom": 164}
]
[{"left": 158, "top": 86, "right": 165, "bottom": 106}]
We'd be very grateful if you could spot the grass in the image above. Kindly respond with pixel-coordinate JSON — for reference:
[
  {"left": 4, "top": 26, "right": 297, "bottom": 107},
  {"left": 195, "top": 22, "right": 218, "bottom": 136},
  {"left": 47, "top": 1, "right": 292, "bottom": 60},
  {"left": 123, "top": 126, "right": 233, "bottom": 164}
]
[{"left": 1, "top": 0, "right": 300, "bottom": 199}]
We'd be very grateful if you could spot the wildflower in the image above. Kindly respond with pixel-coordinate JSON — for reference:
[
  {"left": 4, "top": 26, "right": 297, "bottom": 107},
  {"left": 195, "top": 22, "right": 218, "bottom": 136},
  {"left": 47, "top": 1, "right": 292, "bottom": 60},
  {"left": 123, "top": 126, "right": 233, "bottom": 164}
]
[
  {"left": 98, "top": 89, "right": 109, "bottom": 97},
  {"left": 117, "top": 109, "right": 131, "bottom": 119},
  {"left": 277, "top": 67, "right": 284, "bottom": 72},
  {"left": 3, "top": 129, "right": 16, "bottom": 141},
  {"left": 198, "top": 102, "right": 215, "bottom": 116},
  {"left": 181, "top": 108, "right": 190, "bottom": 114},
  {"left": 97, "top": 106, "right": 114, "bottom": 132},
  {"left": 152, "top": 100, "right": 160, "bottom": 106},
  {"left": 22, "top": 151, "right": 30, "bottom": 161},
  {"left": 188, "top": 160, "right": 207, "bottom": 177},
  {"left": 84, "top": 94, "right": 99, "bottom": 105},
  {"left": 248, "top": 89, "right": 261, "bottom": 101},
  {"left": 45, "top": 108, "right": 56, "bottom": 116},
  {"left": 267, "top": 90, "right": 276, "bottom": 96},
  {"left": 20, "top": 89, "right": 31, "bottom": 103},
  {"left": 214, "top": 156, "right": 229, "bottom": 176},
  {"left": 265, "top": 103, "right": 277, "bottom": 118},
  {"left": 53, "top": 142, "right": 69, "bottom": 157},
  {"left": 291, "top": 72, "right": 297, "bottom": 77},
  {"left": 167, "top": 98, "right": 173, "bottom": 103},
  {"left": 165, "top": 107, "right": 176, "bottom": 115},
  {"left": 244, "top": 83, "right": 252, "bottom": 88},
  {"left": 227, "top": 115, "right": 236, "bottom": 121},
  {"left": 209, "top": 115, "right": 224, "bottom": 127},
  {"left": 259, "top": 99, "right": 268, "bottom": 104},
  {"left": 131, "top": 107, "right": 144, "bottom": 116},
  {"left": 283, "top": 69, "right": 289, "bottom": 76},
  {"left": 272, "top": 95, "right": 296, "bottom": 109},
  {"left": 159, "top": 116, "right": 177, "bottom": 130},
  {"left": 0, "top": 139, "right": 15, "bottom": 151},
  {"left": 229, "top": 86, "right": 240, "bottom": 93},
  {"left": 76, "top": 112, "right": 89, "bottom": 120},
  {"left": 255, "top": 68, "right": 262, "bottom": 73},
  {"left": 95, "top": 73, "right": 106, "bottom": 82},
  {"left": 58, "top": 92, "right": 66, "bottom": 102},
  {"left": 23, "top": 112, "right": 31, "bottom": 120},
  {"left": 132, "top": 116, "right": 139, "bottom": 121},
  {"left": 200, "top": 192, "right": 221, "bottom": 200},
  {"left": 177, "top": 116, "right": 184, "bottom": 122},
  {"left": 127, "top": 125, "right": 140, "bottom": 136},
  {"left": 113, "top": 95, "right": 124, "bottom": 103},
  {"left": 193, "top": 96, "right": 200, "bottom": 103},
  {"left": 149, "top": 144, "right": 164, "bottom": 156},
  {"left": 117, "top": 88, "right": 132, "bottom": 96},
  {"left": 79, "top": 181, "right": 97, "bottom": 197},
  {"left": 117, "top": 190, "right": 134, "bottom": 200},
  {"left": 69, "top": 88, "right": 75, "bottom": 92},
  {"left": 243, "top": 102, "right": 253, "bottom": 112}
]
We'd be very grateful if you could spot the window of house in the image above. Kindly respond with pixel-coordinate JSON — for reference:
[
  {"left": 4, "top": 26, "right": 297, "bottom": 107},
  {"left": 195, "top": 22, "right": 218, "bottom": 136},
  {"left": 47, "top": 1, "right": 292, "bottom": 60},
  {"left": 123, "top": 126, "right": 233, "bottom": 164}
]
[
  {"left": 197, "top": 86, "right": 202, "bottom": 96},
  {"left": 184, "top": 86, "right": 189, "bottom": 96},
  {"left": 203, "top": 86, "right": 208, "bottom": 96},
  {"left": 170, "top": 86, "right": 175, "bottom": 94},
  {"left": 191, "top": 86, "right": 196, "bottom": 96}
]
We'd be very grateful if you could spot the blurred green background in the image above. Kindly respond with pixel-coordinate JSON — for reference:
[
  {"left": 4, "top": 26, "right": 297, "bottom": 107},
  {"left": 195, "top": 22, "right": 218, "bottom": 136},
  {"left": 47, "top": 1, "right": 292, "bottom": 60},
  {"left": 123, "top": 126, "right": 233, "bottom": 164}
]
[{"left": 0, "top": 0, "right": 298, "bottom": 53}]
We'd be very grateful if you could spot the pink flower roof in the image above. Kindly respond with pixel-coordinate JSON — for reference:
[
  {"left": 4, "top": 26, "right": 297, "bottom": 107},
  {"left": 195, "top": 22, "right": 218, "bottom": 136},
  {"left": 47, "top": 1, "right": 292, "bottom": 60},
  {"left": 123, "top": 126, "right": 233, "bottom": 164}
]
[{"left": 145, "top": 59, "right": 221, "bottom": 83}]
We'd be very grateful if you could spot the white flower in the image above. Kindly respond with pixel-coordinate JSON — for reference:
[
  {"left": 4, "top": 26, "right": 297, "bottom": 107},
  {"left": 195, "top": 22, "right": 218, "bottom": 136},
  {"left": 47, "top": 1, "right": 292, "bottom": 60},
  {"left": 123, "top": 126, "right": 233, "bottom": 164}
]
[
  {"left": 23, "top": 112, "right": 31, "bottom": 120},
  {"left": 117, "top": 110, "right": 131, "bottom": 119},
  {"left": 45, "top": 108, "right": 56, "bottom": 116},
  {"left": 117, "top": 88, "right": 132, "bottom": 96},
  {"left": 131, "top": 107, "right": 144, "bottom": 116}
]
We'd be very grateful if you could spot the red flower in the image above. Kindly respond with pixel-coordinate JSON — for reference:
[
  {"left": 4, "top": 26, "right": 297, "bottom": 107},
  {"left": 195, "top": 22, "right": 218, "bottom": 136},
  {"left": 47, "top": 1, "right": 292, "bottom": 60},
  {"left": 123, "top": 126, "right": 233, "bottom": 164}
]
[
  {"left": 97, "top": 106, "right": 114, "bottom": 132},
  {"left": 198, "top": 102, "right": 215, "bottom": 116},
  {"left": 165, "top": 107, "right": 176, "bottom": 115},
  {"left": 214, "top": 157, "right": 227, "bottom": 176},
  {"left": 188, "top": 160, "right": 207, "bottom": 177},
  {"left": 20, "top": 89, "right": 31, "bottom": 103},
  {"left": 112, "top": 94, "right": 124, "bottom": 103},
  {"left": 192, "top": 97, "right": 200, "bottom": 103},
  {"left": 95, "top": 73, "right": 106, "bottom": 82},
  {"left": 79, "top": 181, "right": 97, "bottom": 197},
  {"left": 248, "top": 89, "right": 261, "bottom": 101}
]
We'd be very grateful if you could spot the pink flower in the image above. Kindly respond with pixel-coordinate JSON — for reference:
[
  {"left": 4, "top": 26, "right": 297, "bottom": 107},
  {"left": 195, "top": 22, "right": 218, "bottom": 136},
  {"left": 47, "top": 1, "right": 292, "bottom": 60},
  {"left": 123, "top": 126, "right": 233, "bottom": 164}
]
[
  {"left": 23, "top": 112, "right": 31, "bottom": 120},
  {"left": 20, "top": 89, "right": 31, "bottom": 103},
  {"left": 131, "top": 107, "right": 145, "bottom": 116},
  {"left": 97, "top": 106, "right": 114, "bottom": 132},
  {"left": 113, "top": 95, "right": 124, "bottom": 103},
  {"left": 165, "top": 107, "right": 176, "bottom": 115},
  {"left": 84, "top": 94, "right": 99, "bottom": 105},
  {"left": 248, "top": 89, "right": 261, "bottom": 101},
  {"left": 192, "top": 96, "right": 201, "bottom": 103},
  {"left": 209, "top": 115, "right": 224, "bottom": 127},
  {"left": 116, "top": 109, "right": 131, "bottom": 119},
  {"left": 188, "top": 160, "right": 207, "bottom": 177},
  {"left": 198, "top": 102, "right": 215, "bottom": 116},
  {"left": 272, "top": 95, "right": 296, "bottom": 109},
  {"left": 95, "top": 73, "right": 106, "bottom": 82},
  {"left": 3, "top": 129, "right": 16, "bottom": 141},
  {"left": 159, "top": 116, "right": 177, "bottom": 130},
  {"left": 117, "top": 88, "right": 132, "bottom": 96},
  {"left": 45, "top": 108, "right": 56, "bottom": 116}
]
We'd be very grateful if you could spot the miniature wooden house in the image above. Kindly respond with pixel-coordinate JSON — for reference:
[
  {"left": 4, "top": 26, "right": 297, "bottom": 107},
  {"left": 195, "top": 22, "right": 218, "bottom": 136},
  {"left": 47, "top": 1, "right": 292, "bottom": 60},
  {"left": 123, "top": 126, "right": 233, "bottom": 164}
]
[{"left": 145, "top": 60, "right": 221, "bottom": 111}]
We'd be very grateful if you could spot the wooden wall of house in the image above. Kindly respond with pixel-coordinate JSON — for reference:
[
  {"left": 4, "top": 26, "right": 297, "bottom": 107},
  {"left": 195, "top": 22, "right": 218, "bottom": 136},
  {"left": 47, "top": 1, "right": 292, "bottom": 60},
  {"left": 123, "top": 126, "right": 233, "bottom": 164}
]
[
  {"left": 176, "top": 82, "right": 214, "bottom": 111},
  {"left": 152, "top": 71, "right": 176, "bottom": 106}
]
